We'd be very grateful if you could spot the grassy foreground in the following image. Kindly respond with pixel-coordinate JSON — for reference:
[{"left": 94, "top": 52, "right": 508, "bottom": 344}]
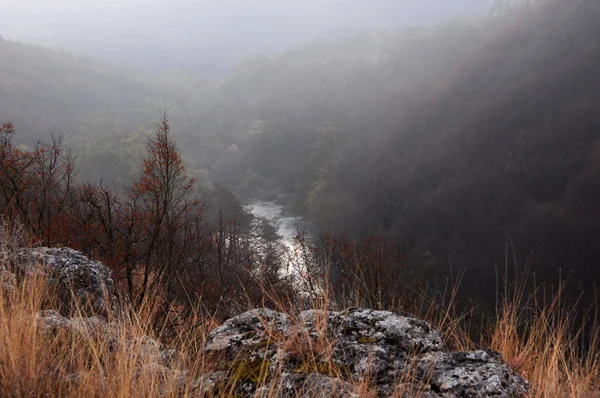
[{"left": 0, "top": 255, "right": 598, "bottom": 397}]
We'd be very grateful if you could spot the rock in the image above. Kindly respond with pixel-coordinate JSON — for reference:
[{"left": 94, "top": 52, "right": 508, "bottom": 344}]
[
  {"left": 187, "top": 371, "right": 229, "bottom": 396},
  {"left": 16, "top": 247, "right": 119, "bottom": 317},
  {"left": 36, "top": 309, "right": 116, "bottom": 342},
  {"left": 36, "top": 309, "right": 182, "bottom": 368},
  {"left": 256, "top": 373, "right": 360, "bottom": 398},
  {"left": 0, "top": 266, "right": 16, "bottom": 294},
  {"left": 158, "top": 348, "right": 187, "bottom": 368},
  {"left": 419, "top": 350, "right": 528, "bottom": 397},
  {"left": 205, "top": 308, "right": 289, "bottom": 353},
  {"left": 35, "top": 308, "right": 189, "bottom": 393},
  {"left": 37, "top": 309, "right": 77, "bottom": 332},
  {"left": 7, "top": 246, "right": 192, "bottom": 394},
  {"left": 7, "top": 247, "right": 530, "bottom": 397},
  {"left": 203, "top": 308, "right": 529, "bottom": 397}
]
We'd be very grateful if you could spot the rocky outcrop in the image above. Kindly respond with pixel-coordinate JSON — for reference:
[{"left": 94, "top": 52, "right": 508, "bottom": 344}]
[
  {"left": 15, "top": 247, "right": 119, "bottom": 317},
  {"left": 1, "top": 247, "right": 189, "bottom": 392},
  {"left": 4, "top": 247, "right": 529, "bottom": 396},
  {"left": 36, "top": 309, "right": 188, "bottom": 391},
  {"left": 203, "top": 308, "right": 529, "bottom": 397},
  {"left": 14, "top": 248, "right": 192, "bottom": 392}
]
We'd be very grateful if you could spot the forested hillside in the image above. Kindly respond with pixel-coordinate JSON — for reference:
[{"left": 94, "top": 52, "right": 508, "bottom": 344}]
[
  {"left": 0, "top": 0, "right": 493, "bottom": 74},
  {"left": 213, "top": 0, "right": 600, "bottom": 305},
  {"left": 1, "top": 0, "right": 599, "bottom": 307}
]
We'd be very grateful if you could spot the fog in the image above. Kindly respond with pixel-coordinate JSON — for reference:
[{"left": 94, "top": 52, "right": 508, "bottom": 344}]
[
  {"left": 1, "top": 0, "right": 599, "bottom": 315},
  {"left": 3, "top": 0, "right": 600, "bottom": 390},
  {"left": 1, "top": 0, "right": 492, "bottom": 73}
]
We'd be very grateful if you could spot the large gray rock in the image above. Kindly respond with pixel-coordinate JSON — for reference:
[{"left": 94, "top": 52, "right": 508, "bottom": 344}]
[
  {"left": 16, "top": 247, "right": 119, "bottom": 317},
  {"left": 36, "top": 309, "right": 180, "bottom": 368},
  {"left": 36, "top": 309, "right": 188, "bottom": 392},
  {"left": 9, "top": 246, "right": 191, "bottom": 393},
  {"left": 203, "top": 308, "right": 529, "bottom": 397}
]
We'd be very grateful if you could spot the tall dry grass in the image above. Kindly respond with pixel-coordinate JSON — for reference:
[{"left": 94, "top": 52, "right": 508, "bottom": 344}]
[
  {"left": 487, "top": 261, "right": 600, "bottom": 398},
  {"left": 0, "top": 249, "right": 599, "bottom": 397},
  {"left": 0, "top": 270, "right": 206, "bottom": 397}
]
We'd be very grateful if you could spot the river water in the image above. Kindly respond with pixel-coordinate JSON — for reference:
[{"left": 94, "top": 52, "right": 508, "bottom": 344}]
[
  {"left": 246, "top": 200, "right": 321, "bottom": 293},
  {"left": 245, "top": 200, "right": 311, "bottom": 247}
]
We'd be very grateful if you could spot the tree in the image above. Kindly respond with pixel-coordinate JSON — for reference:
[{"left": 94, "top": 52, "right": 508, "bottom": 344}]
[
  {"left": 0, "top": 121, "right": 35, "bottom": 229},
  {"left": 128, "top": 114, "right": 201, "bottom": 307},
  {"left": 29, "top": 132, "right": 76, "bottom": 246},
  {"left": 0, "top": 123, "right": 76, "bottom": 246}
]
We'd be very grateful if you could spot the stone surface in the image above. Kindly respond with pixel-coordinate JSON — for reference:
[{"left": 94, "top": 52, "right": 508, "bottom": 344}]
[
  {"left": 36, "top": 308, "right": 189, "bottom": 392},
  {"left": 203, "top": 308, "right": 529, "bottom": 397},
  {"left": 418, "top": 350, "right": 528, "bottom": 397},
  {"left": 0, "top": 266, "right": 16, "bottom": 294},
  {"left": 256, "top": 373, "right": 360, "bottom": 398},
  {"left": 7, "top": 246, "right": 190, "bottom": 394},
  {"left": 16, "top": 247, "right": 119, "bottom": 317},
  {"left": 6, "top": 247, "right": 529, "bottom": 396},
  {"left": 36, "top": 309, "right": 180, "bottom": 367}
]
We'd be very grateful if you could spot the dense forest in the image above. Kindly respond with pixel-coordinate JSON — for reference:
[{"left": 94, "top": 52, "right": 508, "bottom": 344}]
[{"left": 1, "top": 0, "right": 600, "bottom": 310}]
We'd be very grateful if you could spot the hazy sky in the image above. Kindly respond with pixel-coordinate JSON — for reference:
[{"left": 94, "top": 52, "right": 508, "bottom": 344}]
[{"left": 0, "top": 0, "right": 494, "bottom": 73}]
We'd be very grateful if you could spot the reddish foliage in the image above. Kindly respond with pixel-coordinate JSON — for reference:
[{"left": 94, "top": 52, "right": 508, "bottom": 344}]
[
  {"left": 0, "top": 118, "right": 204, "bottom": 305},
  {"left": 315, "top": 232, "right": 409, "bottom": 309},
  {"left": 0, "top": 117, "right": 289, "bottom": 325}
]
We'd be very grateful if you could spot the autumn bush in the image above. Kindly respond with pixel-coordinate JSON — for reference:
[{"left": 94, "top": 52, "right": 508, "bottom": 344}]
[{"left": 0, "top": 118, "right": 293, "bottom": 327}]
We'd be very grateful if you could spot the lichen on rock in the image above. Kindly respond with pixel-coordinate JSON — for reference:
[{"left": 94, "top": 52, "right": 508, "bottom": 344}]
[
  {"left": 6, "top": 247, "right": 530, "bottom": 397},
  {"left": 16, "top": 247, "right": 120, "bottom": 317},
  {"left": 203, "top": 308, "right": 529, "bottom": 397}
]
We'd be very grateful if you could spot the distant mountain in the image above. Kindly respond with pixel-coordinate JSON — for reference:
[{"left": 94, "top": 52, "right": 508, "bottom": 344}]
[
  {"left": 0, "top": 37, "right": 150, "bottom": 141},
  {"left": 0, "top": 0, "right": 493, "bottom": 74}
]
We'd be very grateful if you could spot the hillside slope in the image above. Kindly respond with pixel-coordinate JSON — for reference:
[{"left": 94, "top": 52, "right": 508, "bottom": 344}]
[
  {"left": 1, "top": 0, "right": 599, "bottom": 307},
  {"left": 378, "top": 0, "right": 600, "bottom": 302}
]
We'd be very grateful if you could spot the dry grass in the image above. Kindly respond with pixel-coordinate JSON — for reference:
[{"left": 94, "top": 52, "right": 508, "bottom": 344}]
[
  {"left": 0, "top": 272, "right": 203, "bottom": 397},
  {"left": 0, "top": 253, "right": 599, "bottom": 397},
  {"left": 488, "top": 280, "right": 600, "bottom": 397}
]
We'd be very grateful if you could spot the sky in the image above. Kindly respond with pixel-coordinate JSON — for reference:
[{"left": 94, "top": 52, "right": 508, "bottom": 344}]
[{"left": 0, "top": 0, "right": 494, "bottom": 74}]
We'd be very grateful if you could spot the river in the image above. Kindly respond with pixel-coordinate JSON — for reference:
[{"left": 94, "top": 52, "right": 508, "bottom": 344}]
[
  {"left": 246, "top": 200, "right": 322, "bottom": 293},
  {"left": 245, "top": 200, "right": 311, "bottom": 247}
]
